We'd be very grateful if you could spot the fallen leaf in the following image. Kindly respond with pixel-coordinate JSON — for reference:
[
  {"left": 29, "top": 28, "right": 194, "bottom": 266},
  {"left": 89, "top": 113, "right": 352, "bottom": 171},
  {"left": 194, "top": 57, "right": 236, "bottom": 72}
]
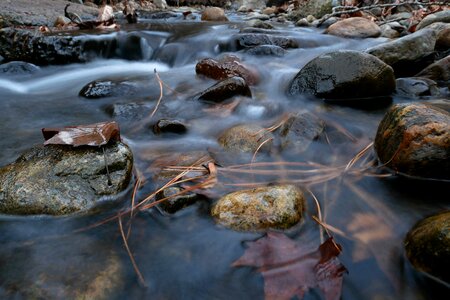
[
  {"left": 42, "top": 121, "right": 120, "bottom": 147},
  {"left": 233, "top": 232, "right": 347, "bottom": 300}
]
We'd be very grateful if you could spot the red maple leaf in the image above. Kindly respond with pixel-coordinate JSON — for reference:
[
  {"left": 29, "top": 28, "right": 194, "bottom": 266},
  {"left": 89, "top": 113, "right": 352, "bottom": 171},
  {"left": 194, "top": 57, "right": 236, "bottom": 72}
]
[
  {"left": 42, "top": 121, "right": 121, "bottom": 147},
  {"left": 233, "top": 232, "right": 347, "bottom": 300}
]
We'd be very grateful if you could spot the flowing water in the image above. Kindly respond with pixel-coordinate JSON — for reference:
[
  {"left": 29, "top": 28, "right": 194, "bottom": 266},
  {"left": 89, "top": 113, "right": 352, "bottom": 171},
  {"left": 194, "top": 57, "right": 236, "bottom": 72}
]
[{"left": 0, "top": 14, "right": 449, "bottom": 299}]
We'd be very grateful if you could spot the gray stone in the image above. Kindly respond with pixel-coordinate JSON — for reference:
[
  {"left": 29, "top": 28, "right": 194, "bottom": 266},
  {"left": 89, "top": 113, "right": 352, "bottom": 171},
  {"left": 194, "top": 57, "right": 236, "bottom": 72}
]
[
  {"left": 0, "top": 61, "right": 40, "bottom": 75},
  {"left": 415, "top": 55, "right": 450, "bottom": 85},
  {"left": 288, "top": 50, "right": 395, "bottom": 100},
  {"left": 79, "top": 80, "right": 139, "bottom": 99},
  {"left": 211, "top": 184, "right": 306, "bottom": 231},
  {"left": 396, "top": 77, "right": 440, "bottom": 98},
  {"left": 0, "top": 142, "right": 133, "bottom": 215},
  {"left": 416, "top": 10, "right": 450, "bottom": 31}
]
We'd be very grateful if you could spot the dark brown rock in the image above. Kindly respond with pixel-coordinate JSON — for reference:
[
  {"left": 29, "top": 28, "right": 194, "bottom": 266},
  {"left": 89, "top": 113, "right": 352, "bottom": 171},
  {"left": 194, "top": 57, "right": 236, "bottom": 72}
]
[
  {"left": 374, "top": 103, "right": 450, "bottom": 180},
  {"left": 196, "top": 76, "right": 252, "bottom": 103},
  {"left": 153, "top": 119, "right": 187, "bottom": 135},
  {"left": 195, "top": 55, "right": 260, "bottom": 85},
  {"left": 415, "top": 55, "right": 450, "bottom": 85},
  {"left": 405, "top": 211, "right": 450, "bottom": 283},
  {"left": 218, "top": 124, "right": 274, "bottom": 153}
]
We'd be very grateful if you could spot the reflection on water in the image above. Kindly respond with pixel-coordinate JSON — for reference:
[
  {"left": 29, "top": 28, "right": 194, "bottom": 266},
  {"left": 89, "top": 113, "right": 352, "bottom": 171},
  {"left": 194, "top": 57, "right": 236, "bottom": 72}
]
[{"left": 0, "top": 16, "right": 449, "bottom": 300}]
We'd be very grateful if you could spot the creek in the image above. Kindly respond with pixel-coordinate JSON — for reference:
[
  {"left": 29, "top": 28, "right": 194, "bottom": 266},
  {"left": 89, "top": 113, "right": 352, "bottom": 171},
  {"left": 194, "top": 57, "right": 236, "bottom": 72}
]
[{"left": 0, "top": 14, "right": 448, "bottom": 299}]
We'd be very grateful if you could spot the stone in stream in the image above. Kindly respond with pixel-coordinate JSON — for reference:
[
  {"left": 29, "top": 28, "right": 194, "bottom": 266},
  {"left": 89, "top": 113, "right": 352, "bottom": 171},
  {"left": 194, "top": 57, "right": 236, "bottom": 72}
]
[
  {"left": 0, "top": 141, "right": 133, "bottom": 215},
  {"left": 374, "top": 103, "right": 450, "bottom": 180},
  {"left": 415, "top": 55, "right": 450, "bottom": 86},
  {"left": 79, "top": 80, "right": 139, "bottom": 99},
  {"left": 195, "top": 76, "right": 252, "bottom": 103},
  {"left": 404, "top": 211, "right": 450, "bottom": 283},
  {"left": 277, "top": 111, "right": 325, "bottom": 152},
  {"left": 104, "top": 102, "right": 153, "bottom": 121},
  {"left": 245, "top": 45, "right": 286, "bottom": 57},
  {"left": 156, "top": 186, "right": 204, "bottom": 214},
  {"left": 416, "top": 10, "right": 450, "bottom": 31},
  {"left": 153, "top": 119, "right": 188, "bottom": 135},
  {"left": 195, "top": 55, "right": 260, "bottom": 85},
  {"left": 325, "top": 17, "right": 381, "bottom": 39},
  {"left": 201, "top": 7, "right": 228, "bottom": 22},
  {"left": 395, "top": 77, "right": 440, "bottom": 98},
  {"left": 1, "top": 234, "right": 125, "bottom": 299},
  {"left": 218, "top": 124, "right": 274, "bottom": 153},
  {"left": 211, "top": 184, "right": 306, "bottom": 231},
  {"left": 223, "top": 33, "right": 299, "bottom": 51},
  {"left": 287, "top": 50, "right": 395, "bottom": 103},
  {"left": 365, "top": 28, "right": 437, "bottom": 77},
  {"left": 0, "top": 61, "right": 40, "bottom": 75}
]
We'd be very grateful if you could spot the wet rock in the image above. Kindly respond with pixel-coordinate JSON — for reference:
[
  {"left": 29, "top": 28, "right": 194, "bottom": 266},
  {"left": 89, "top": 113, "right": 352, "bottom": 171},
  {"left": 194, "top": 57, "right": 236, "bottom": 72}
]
[
  {"left": 156, "top": 186, "right": 203, "bottom": 214},
  {"left": 374, "top": 103, "right": 450, "bottom": 180},
  {"left": 436, "top": 27, "right": 450, "bottom": 50},
  {"left": 0, "top": 0, "right": 97, "bottom": 27},
  {"left": 195, "top": 56, "right": 260, "bottom": 85},
  {"left": 137, "top": 10, "right": 179, "bottom": 20},
  {"left": 195, "top": 76, "right": 252, "bottom": 103},
  {"left": 218, "top": 124, "right": 273, "bottom": 153},
  {"left": 416, "top": 10, "right": 450, "bottom": 31},
  {"left": 153, "top": 119, "right": 188, "bottom": 135},
  {"left": 325, "top": 17, "right": 381, "bottom": 38},
  {"left": 415, "top": 55, "right": 450, "bottom": 85},
  {"left": 0, "top": 142, "right": 133, "bottom": 215},
  {"left": 366, "top": 29, "right": 437, "bottom": 77},
  {"left": 396, "top": 77, "right": 440, "bottom": 98},
  {"left": 0, "top": 61, "right": 40, "bottom": 75},
  {"left": 245, "top": 19, "right": 274, "bottom": 30},
  {"left": 79, "top": 80, "right": 139, "bottom": 99},
  {"left": 226, "top": 33, "right": 299, "bottom": 50},
  {"left": 245, "top": 45, "right": 286, "bottom": 57},
  {"left": 405, "top": 211, "right": 450, "bottom": 283},
  {"left": 0, "top": 28, "right": 117, "bottom": 65},
  {"left": 291, "top": 0, "right": 333, "bottom": 19},
  {"left": 237, "top": 0, "right": 267, "bottom": 10},
  {"left": 277, "top": 112, "right": 325, "bottom": 152},
  {"left": 380, "top": 24, "right": 401, "bottom": 39},
  {"left": 104, "top": 102, "right": 152, "bottom": 121},
  {"left": 211, "top": 184, "right": 306, "bottom": 231},
  {"left": 287, "top": 50, "right": 395, "bottom": 101},
  {"left": 201, "top": 7, "right": 228, "bottom": 22},
  {"left": 1, "top": 234, "right": 125, "bottom": 300}
]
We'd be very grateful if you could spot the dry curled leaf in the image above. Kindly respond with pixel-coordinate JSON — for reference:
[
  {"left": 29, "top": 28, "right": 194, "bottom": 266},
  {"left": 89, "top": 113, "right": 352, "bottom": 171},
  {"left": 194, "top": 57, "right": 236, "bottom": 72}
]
[
  {"left": 42, "top": 121, "right": 120, "bottom": 147},
  {"left": 233, "top": 232, "right": 347, "bottom": 300}
]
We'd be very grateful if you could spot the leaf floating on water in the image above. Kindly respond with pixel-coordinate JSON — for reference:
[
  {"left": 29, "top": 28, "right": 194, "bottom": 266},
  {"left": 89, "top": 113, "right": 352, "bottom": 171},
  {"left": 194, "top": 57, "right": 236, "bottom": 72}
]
[
  {"left": 233, "top": 232, "right": 347, "bottom": 300},
  {"left": 42, "top": 121, "right": 121, "bottom": 147}
]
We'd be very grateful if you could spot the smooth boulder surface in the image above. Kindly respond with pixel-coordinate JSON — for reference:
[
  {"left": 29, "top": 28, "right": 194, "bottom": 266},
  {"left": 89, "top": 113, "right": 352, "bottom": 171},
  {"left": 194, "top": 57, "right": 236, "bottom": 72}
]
[
  {"left": 195, "top": 76, "right": 252, "bottom": 103},
  {"left": 211, "top": 184, "right": 306, "bottom": 231},
  {"left": 287, "top": 50, "right": 395, "bottom": 100},
  {"left": 395, "top": 77, "right": 440, "bottom": 98},
  {"left": 366, "top": 28, "right": 437, "bottom": 76},
  {"left": 405, "top": 211, "right": 450, "bottom": 283},
  {"left": 416, "top": 10, "right": 450, "bottom": 30},
  {"left": 218, "top": 124, "right": 273, "bottom": 153},
  {"left": 79, "top": 80, "right": 139, "bottom": 99},
  {"left": 201, "top": 7, "right": 228, "bottom": 21},
  {"left": 374, "top": 103, "right": 450, "bottom": 180},
  {"left": 415, "top": 55, "right": 450, "bottom": 85},
  {"left": 0, "top": 142, "right": 133, "bottom": 215},
  {"left": 325, "top": 17, "right": 381, "bottom": 38}
]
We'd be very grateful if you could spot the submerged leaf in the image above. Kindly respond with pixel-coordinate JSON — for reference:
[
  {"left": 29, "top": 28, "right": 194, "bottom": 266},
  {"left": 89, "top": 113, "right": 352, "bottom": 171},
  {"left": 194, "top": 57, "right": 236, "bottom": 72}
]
[
  {"left": 233, "top": 232, "right": 347, "bottom": 300},
  {"left": 42, "top": 121, "right": 120, "bottom": 147}
]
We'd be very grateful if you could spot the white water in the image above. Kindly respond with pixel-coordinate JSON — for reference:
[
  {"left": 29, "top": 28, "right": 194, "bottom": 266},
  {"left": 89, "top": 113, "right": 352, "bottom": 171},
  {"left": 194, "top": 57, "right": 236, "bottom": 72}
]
[{"left": 0, "top": 60, "right": 169, "bottom": 95}]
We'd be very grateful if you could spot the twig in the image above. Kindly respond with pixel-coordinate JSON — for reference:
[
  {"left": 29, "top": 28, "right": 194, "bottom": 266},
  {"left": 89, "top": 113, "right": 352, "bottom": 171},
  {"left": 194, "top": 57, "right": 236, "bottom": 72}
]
[
  {"left": 118, "top": 215, "right": 147, "bottom": 287},
  {"left": 318, "top": 1, "right": 450, "bottom": 25}
]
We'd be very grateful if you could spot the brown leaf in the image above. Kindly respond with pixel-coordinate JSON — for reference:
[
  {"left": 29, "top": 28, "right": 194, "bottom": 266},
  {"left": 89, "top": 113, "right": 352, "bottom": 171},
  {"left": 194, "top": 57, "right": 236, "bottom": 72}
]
[
  {"left": 233, "top": 232, "right": 347, "bottom": 300},
  {"left": 42, "top": 121, "right": 120, "bottom": 147}
]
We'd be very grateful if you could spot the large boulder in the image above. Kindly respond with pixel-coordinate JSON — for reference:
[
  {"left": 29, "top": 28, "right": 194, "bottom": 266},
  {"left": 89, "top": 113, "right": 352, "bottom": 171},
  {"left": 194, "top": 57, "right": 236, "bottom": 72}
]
[
  {"left": 325, "top": 17, "right": 381, "bottom": 38},
  {"left": 0, "top": 142, "right": 133, "bottom": 215},
  {"left": 416, "top": 10, "right": 450, "bottom": 31},
  {"left": 201, "top": 7, "right": 228, "bottom": 22},
  {"left": 415, "top": 55, "right": 450, "bottom": 85},
  {"left": 405, "top": 211, "right": 450, "bottom": 283},
  {"left": 287, "top": 50, "right": 395, "bottom": 100},
  {"left": 211, "top": 184, "right": 306, "bottom": 231},
  {"left": 374, "top": 103, "right": 450, "bottom": 180},
  {"left": 365, "top": 29, "right": 437, "bottom": 76}
]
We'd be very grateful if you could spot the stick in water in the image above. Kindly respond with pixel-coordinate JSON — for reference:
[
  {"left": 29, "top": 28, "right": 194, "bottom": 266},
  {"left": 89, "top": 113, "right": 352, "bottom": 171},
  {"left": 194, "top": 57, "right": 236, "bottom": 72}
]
[{"left": 102, "top": 146, "right": 112, "bottom": 186}]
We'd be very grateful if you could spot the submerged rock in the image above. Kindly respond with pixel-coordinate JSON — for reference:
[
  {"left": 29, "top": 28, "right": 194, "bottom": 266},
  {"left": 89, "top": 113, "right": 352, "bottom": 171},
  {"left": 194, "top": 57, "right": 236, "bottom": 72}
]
[
  {"left": 195, "top": 76, "right": 252, "bottom": 103},
  {"left": 325, "top": 17, "right": 381, "bottom": 39},
  {"left": 79, "top": 80, "right": 139, "bottom": 99},
  {"left": 218, "top": 124, "right": 273, "bottom": 153},
  {"left": 415, "top": 55, "right": 450, "bottom": 85},
  {"left": 245, "top": 45, "right": 286, "bottom": 57},
  {"left": 211, "top": 184, "right": 306, "bottom": 231},
  {"left": 287, "top": 50, "right": 395, "bottom": 101},
  {"left": 0, "top": 61, "right": 40, "bottom": 75},
  {"left": 405, "top": 211, "right": 450, "bottom": 283},
  {"left": 0, "top": 142, "right": 133, "bottom": 215},
  {"left": 277, "top": 112, "right": 325, "bottom": 152},
  {"left": 226, "top": 33, "right": 299, "bottom": 50},
  {"left": 374, "top": 103, "right": 450, "bottom": 180},
  {"left": 156, "top": 186, "right": 203, "bottom": 214},
  {"left": 153, "top": 119, "right": 188, "bottom": 135},
  {"left": 1, "top": 234, "right": 125, "bottom": 299},
  {"left": 395, "top": 77, "right": 440, "bottom": 98}
]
